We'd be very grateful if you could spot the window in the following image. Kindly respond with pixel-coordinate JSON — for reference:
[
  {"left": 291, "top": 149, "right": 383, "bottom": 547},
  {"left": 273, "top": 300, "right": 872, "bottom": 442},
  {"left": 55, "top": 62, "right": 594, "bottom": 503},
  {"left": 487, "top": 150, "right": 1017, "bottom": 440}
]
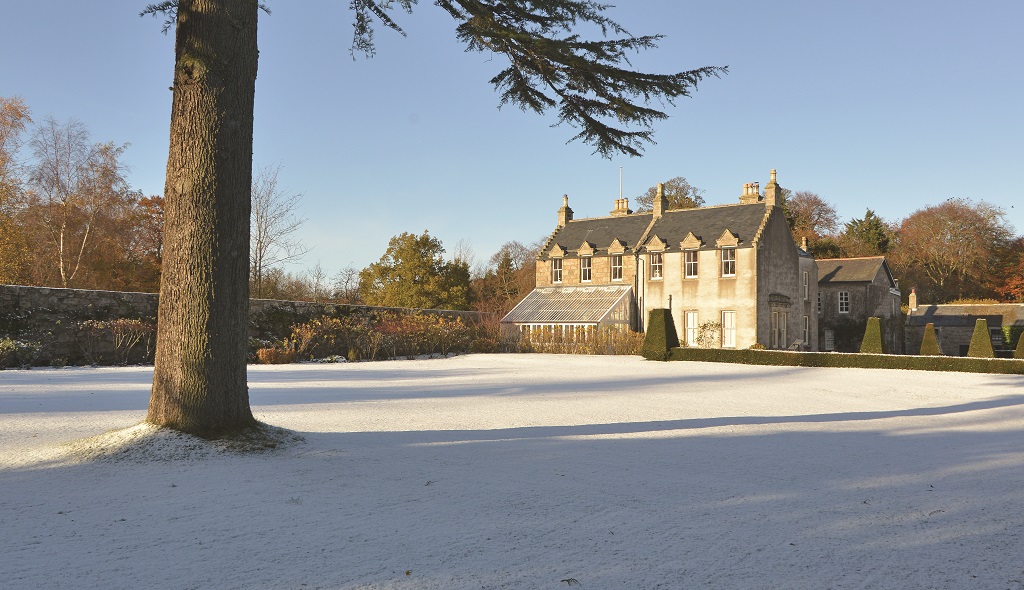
[
  {"left": 721, "top": 311, "right": 736, "bottom": 348},
  {"left": 803, "top": 271, "right": 809, "bottom": 300},
  {"left": 580, "top": 257, "right": 592, "bottom": 282},
  {"left": 684, "top": 311, "right": 698, "bottom": 346},
  {"left": 824, "top": 329, "right": 835, "bottom": 351},
  {"left": 780, "top": 312, "right": 788, "bottom": 347},
  {"left": 771, "top": 311, "right": 779, "bottom": 348},
  {"left": 611, "top": 254, "right": 623, "bottom": 281},
  {"left": 803, "top": 315, "right": 810, "bottom": 345},
  {"left": 551, "top": 258, "right": 563, "bottom": 283},
  {"left": 838, "top": 291, "right": 850, "bottom": 313},
  {"left": 817, "top": 292, "right": 822, "bottom": 315},
  {"left": 721, "top": 248, "right": 736, "bottom": 277},
  {"left": 684, "top": 250, "right": 699, "bottom": 278},
  {"left": 650, "top": 252, "right": 663, "bottom": 280}
]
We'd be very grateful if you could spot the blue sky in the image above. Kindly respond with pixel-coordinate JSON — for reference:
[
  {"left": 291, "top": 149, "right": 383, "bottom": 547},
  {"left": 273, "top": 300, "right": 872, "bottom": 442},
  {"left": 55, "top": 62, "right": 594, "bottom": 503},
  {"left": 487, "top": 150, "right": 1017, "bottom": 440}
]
[{"left": 2, "top": 1, "right": 1022, "bottom": 276}]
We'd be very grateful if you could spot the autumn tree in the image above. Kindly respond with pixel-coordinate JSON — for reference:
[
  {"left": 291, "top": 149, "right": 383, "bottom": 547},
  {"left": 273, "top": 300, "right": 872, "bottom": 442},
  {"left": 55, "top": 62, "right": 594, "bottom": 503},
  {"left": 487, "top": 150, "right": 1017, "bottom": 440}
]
[
  {"left": 634, "top": 176, "right": 704, "bottom": 212},
  {"left": 359, "top": 231, "right": 471, "bottom": 310},
  {"left": 141, "top": 0, "right": 725, "bottom": 436},
  {"left": 0, "top": 97, "right": 32, "bottom": 283},
  {"left": 471, "top": 240, "right": 539, "bottom": 314},
  {"left": 785, "top": 190, "right": 838, "bottom": 245},
  {"left": 889, "top": 198, "right": 1014, "bottom": 303},
  {"left": 250, "top": 164, "right": 308, "bottom": 298},
  {"left": 25, "top": 117, "right": 133, "bottom": 288}
]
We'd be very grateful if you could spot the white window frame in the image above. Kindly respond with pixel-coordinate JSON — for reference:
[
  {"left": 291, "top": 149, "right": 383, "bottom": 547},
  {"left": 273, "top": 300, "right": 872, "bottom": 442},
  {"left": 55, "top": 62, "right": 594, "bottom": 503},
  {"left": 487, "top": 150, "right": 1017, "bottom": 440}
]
[
  {"left": 684, "top": 311, "right": 698, "bottom": 346},
  {"left": 771, "top": 311, "right": 779, "bottom": 348},
  {"left": 650, "top": 252, "right": 663, "bottom": 280},
  {"left": 721, "top": 310, "right": 736, "bottom": 348},
  {"left": 803, "top": 271, "right": 809, "bottom": 300},
  {"left": 684, "top": 250, "right": 699, "bottom": 279},
  {"left": 824, "top": 329, "right": 835, "bottom": 351},
  {"left": 780, "top": 312, "right": 788, "bottom": 348},
  {"left": 580, "top": 256, "right": 592, "bottom": 282},
  {"left": 551, "top": 258, "right": 563, "bottom": 283},
  {"left": 817, "top": 292, "right": 822, "bottom": 316},
  {"left": 721, "top": 248, "right": 736, "bottom": 277},
  {"left": 803, "top": 315, "right": 810, "bottom": 345},
  {"left": 838, "top": 291, "right": 850, "bottom": 314},
  {"left": 611, "top": 254, "right": 623, "bottom": 281}
]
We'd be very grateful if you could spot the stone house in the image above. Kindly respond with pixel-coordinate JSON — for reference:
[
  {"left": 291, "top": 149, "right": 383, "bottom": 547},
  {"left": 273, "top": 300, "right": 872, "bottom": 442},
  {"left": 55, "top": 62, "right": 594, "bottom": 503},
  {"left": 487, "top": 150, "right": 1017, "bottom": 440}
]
[
  {"left": 502, "top": 170, "right": 818, "bottom": 350},
  {"left": 815, "top": 256, "right": 903, "bottom": 353},
  {"left": 904, "top": 294, "right": 1024, "bottom": 357}
]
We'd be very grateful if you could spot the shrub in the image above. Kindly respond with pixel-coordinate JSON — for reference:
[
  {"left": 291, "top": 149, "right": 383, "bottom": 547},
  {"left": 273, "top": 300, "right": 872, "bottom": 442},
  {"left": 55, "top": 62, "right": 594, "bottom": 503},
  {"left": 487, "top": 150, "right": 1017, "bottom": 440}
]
[
  {"left": 256, "top": 347, "right": 297, "bottom": 364},
  {"left": 0, "top": 337, "right": 42, "bottom": 368},
  {"left": 108, "top": 318, "right": 156, "bottom": 365},
  {"left": 919, "top": 323, "right": 941, "bottom": 356},
  {"left": 666, "top": 347, "right": 1024, "bottom": 375},
  {"left": 967, "top": 318, "right": 995, "bottom": 358},
  {"left": 859, "top": 317, "right": 885, "bottom": 354},
  {"left": 641, "top": 309, "right": 679, "bottom": 361},
  {"left": 695, "top": 320, "right": 722, "bottom": 349}
]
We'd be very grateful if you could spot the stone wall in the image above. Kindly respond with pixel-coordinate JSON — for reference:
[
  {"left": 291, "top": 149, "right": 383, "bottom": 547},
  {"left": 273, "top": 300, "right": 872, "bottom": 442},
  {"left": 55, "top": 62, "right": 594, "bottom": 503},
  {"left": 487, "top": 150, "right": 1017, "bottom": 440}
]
[{"left": 0, "top": 284, "right": 485, "bottom": 366}]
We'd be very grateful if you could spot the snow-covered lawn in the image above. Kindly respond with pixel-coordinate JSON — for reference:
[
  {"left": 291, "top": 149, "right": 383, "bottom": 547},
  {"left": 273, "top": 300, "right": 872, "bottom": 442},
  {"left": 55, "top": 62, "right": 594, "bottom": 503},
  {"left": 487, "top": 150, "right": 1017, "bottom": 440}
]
[{"left": 2, "top": 354, "right": 1023, "bottom": 589}]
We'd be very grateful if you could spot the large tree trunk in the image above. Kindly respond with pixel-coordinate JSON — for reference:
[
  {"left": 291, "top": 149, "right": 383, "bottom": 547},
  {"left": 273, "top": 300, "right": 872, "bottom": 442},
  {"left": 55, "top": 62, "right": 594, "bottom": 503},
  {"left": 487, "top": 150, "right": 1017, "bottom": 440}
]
[{"left": 148, "top": 0, "right": 259, "bottom": 436}]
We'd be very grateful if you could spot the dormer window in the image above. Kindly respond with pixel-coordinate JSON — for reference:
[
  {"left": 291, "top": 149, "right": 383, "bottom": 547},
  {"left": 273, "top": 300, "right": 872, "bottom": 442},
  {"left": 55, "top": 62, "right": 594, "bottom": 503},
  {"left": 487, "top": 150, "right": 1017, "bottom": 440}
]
[
  {"left": 721, "top": 248, "right": 736, "bottom": 277},
  {"left": 551, "top": 258, "right": 563, "bottom": 283}
]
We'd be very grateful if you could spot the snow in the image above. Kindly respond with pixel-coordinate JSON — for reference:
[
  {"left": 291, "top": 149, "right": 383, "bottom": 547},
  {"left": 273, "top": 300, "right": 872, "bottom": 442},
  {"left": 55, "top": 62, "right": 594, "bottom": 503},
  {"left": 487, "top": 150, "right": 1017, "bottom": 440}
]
[{"left": 2, "top": 354, "right": 1023, "bottom": 589}]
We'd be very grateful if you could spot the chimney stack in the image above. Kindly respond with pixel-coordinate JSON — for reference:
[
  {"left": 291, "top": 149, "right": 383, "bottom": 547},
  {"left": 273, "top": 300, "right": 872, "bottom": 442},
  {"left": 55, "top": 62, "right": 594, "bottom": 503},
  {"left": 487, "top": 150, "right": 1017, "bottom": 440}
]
[
  {"left": 610, "top": 197, "right": 632, "bottom": 217},
  {"left": 653, "top": 183, "right": 668, "bottom": 218},
  {"left": 739, "top": 182, "right": 761, "bottom": 204},
  {"left": 801, "top": 236, "right": 808, "bottom": 252},
  {"left": 909, "top": 288, "right": 918, "bottom": 313},
  {"left": 764, "top": 168, "right": 783, "bottom": 207},
  {"left": 558, "top": 194, "right": 574, "bottom": 227}
]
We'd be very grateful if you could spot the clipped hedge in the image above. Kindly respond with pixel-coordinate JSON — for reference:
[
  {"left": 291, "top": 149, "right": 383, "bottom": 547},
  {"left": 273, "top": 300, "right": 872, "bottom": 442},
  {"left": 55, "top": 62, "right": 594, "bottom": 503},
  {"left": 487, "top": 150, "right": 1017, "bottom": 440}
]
[
  {"left": 641, "top": 308, "right": 679, "bottom": 361},
  {"left": 666, "top": 346, "right": 1024, "bottom": 375},
  {"left": 859, "top": 317, "right": 885, "bottom": 354},
  {"left": 967, "top": 318, "right": 995, "bottom": 358},
  {"left": 919, "top": 323, "right": 941, "bottom": 356},
  {"left": 1017, "top": 329, "right": 1024, "bottom": 359}
]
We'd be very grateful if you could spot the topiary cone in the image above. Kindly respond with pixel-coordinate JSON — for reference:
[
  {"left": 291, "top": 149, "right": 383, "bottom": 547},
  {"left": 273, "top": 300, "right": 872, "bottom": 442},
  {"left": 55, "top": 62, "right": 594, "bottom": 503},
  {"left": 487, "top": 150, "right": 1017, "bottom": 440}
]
[
  {"left": 859, "top": 317, "right": 885, "bottom": 354},
  {"left": 641, "top": 308, "right": 679, "bottom": 361},
  {"left": 919, "top": 322, "right": 941, "bottom": 356},
  {"left": 967, "top": 318, "right": 995, "bottom": 358}
]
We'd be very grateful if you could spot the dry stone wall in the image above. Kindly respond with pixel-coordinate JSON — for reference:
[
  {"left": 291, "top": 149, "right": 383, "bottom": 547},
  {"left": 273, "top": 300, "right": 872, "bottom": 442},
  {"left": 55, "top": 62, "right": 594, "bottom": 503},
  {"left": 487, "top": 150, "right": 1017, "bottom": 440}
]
[{"left": 0, "top": 284, "right": 483, "bottom": 366}]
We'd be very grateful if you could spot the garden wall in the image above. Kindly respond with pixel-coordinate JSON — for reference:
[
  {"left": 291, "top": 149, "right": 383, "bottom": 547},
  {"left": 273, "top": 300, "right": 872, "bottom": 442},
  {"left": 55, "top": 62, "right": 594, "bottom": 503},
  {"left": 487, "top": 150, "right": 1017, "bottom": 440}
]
[{"left": 0, "top": 284, "right": 484, "bottom": 366}]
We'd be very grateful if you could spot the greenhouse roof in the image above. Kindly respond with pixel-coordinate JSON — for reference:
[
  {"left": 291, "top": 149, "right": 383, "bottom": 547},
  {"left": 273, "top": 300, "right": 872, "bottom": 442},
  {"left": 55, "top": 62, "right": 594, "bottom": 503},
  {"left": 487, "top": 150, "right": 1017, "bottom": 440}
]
[{"left": 500, "top": 285, "right": 633, "bottom": 325}]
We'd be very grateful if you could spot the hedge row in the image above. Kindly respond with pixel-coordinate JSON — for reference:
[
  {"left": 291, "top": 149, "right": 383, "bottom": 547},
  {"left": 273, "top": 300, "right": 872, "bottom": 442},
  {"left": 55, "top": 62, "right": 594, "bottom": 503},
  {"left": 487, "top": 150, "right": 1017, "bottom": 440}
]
[{"left": 665, "top": 346, "right": 1024, "bottom": 375}]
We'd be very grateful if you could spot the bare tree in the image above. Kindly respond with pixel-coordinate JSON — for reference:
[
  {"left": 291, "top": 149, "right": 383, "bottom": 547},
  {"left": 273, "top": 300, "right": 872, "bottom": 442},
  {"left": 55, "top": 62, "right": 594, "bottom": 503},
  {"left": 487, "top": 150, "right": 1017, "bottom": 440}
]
[
  {"left": 250, "top": 164, "right": 309, "bottom": 298},
  {"left": 306, "top": 260, "right": 328, "bottom": 303},
  {"left": 28, "top": 117, "right": 130, "bottom": 288},
  {"left": 331, "top": 264, "right": 362, "bottom": 304}
]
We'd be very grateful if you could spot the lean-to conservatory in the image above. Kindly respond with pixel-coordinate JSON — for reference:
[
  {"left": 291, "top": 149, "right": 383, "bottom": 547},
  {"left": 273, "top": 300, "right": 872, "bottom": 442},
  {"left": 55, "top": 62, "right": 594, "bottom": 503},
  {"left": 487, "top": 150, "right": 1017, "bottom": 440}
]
[{"left": 500, "top": 285, "right": 636, "bottom": 341}]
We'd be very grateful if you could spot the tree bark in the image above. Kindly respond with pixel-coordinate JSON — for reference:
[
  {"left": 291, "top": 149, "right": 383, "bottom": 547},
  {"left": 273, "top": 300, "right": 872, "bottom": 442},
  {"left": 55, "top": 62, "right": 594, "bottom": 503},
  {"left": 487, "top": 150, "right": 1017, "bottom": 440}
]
[{"left": 148, "top": 0, "right": 259, "bottom": 436}]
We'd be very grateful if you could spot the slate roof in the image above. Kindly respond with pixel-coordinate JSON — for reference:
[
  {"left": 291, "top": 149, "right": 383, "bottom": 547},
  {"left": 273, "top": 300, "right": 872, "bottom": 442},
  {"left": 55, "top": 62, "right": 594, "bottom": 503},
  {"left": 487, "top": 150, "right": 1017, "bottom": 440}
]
[
  {"left": 644, "top": 203, "right": 769, "bottom": 250},
  {"left": 541, "top": 214, "right": 654, "bottom": 258},
  {"left": 540, "top": 202, "right": 771, "bottom": 258},
  {"left": 906, "top": 304, "right": 1024, "bottom": 327},
  {"left": 817, "top": 257, "right": 894, "bottom": 286},
  {"left": 501, "top": 285, "right": 633, "bottom": 324}
]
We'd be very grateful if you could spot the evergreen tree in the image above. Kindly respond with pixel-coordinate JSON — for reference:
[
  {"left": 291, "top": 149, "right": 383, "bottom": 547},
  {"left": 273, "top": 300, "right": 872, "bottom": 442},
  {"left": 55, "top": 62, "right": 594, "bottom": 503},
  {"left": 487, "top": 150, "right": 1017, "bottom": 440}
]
[
  {"left": 359, "top": 231, "right": 470, "bottom": 310},
  {"left": 141, "top": 0, "right": 726, "bottom": 436},
  {"left": 840, "top": 209, "right": 891, "bottom": 257},
  {"left": 859, "top": 317, "right": 885, "bottom": 354}
]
